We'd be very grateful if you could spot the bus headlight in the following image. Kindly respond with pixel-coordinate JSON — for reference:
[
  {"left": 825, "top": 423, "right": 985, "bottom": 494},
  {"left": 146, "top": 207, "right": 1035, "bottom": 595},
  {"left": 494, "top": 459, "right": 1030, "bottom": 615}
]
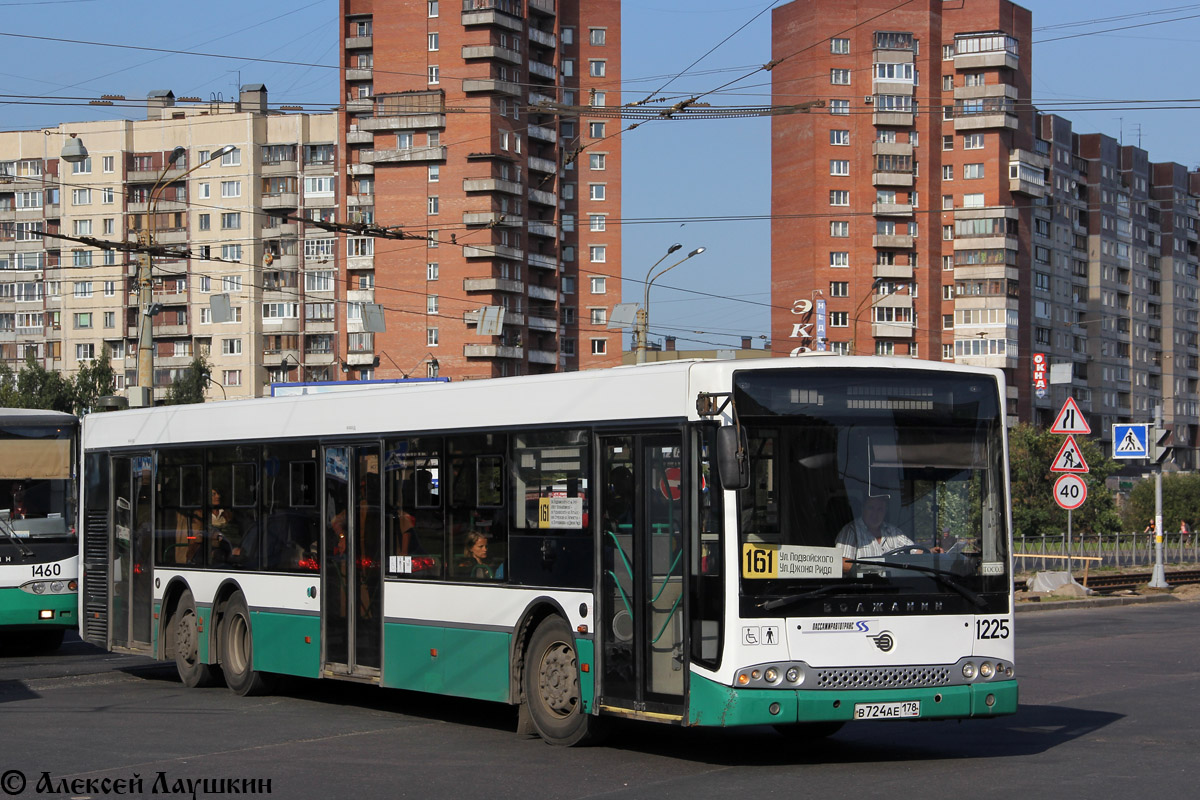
[
  {"left": 962, "top": 662, "right": 977, "bottom": 679},
  {"left": 31, "top": 582, "right": 46, "bottom": 595},
  {"left": 764, "top": 667, "right": 780, "bottom": 684},
  {"left": 785, "top": 667, "right": 801, "bottom": 684},
  {"left": 979, "top": 662, "right": 995, "bottom": 678},
  {"left": 50, "top": 581, "right": 65, "bottom": 593}
]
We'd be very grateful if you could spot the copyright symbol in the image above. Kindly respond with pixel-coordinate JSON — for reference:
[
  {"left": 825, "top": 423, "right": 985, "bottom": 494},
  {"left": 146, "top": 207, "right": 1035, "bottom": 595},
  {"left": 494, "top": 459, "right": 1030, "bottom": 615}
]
[{"left": 0, "top": 770, "right": 25, "bottom": 795}]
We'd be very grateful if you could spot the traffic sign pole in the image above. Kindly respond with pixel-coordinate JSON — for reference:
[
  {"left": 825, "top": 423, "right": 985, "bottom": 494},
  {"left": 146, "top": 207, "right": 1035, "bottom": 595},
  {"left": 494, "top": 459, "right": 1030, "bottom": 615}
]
[{"left": 1149, "top": 406, "right": 1169, "bottom": 589}]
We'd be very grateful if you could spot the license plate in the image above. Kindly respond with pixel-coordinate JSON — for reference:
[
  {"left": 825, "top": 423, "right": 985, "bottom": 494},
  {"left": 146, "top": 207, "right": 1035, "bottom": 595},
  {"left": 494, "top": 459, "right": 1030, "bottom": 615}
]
[{"left": 853, "top": 701, "right": 920, "bottom": 720}]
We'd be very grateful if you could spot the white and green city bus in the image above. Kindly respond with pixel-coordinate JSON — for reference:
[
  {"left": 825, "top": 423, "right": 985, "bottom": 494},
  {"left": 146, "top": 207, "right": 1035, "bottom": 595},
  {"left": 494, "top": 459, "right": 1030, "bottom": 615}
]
[
  {"left": 1, "top": 408, "right": 79, "bottom": 653},
  {"left": 78, "top": 358, "right": 1016, "bottom": 744}
]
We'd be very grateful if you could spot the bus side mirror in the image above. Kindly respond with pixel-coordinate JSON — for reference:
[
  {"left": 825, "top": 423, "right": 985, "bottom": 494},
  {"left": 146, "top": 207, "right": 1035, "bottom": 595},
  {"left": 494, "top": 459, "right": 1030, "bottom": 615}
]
[{"left": 716, "top": 426, "right": 750, "bottom": 491}]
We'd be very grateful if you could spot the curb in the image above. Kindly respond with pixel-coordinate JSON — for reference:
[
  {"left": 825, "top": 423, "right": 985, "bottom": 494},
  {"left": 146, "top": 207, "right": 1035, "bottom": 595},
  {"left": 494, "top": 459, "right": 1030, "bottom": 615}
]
[{"left": 1016, "top": 593, "right": 1182, "bottom": 613}]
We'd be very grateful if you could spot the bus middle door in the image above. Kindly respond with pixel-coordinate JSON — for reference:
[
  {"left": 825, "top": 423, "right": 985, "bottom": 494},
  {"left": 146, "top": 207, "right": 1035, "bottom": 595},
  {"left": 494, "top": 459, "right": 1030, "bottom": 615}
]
[{"left": 597, "top": 433, "right": 686, "bottom": 720}]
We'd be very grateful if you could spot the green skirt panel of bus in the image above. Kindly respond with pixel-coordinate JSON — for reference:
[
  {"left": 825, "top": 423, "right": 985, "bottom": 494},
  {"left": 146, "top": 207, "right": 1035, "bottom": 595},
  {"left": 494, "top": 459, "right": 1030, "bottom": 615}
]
[
  {"left": 0, "top": 587, "right": 76, "bottom": 629},
  {"left": 382, "top": 621, "right": 511, "bottom": 702},
  {"left": 686, "top": 673, "right": 1018, "bottom": 726}
]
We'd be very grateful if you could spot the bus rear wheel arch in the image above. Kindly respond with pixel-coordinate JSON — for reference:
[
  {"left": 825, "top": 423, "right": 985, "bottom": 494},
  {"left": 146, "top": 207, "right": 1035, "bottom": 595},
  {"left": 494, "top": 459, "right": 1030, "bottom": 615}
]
[{"left": 522, "top": 615, "right": 602, "bottom": 746}]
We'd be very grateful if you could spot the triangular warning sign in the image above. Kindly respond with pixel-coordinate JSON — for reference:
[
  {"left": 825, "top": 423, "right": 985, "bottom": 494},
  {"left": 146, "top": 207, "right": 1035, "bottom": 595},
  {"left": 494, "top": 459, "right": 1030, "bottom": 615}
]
[
  {"left": 1050, "top": 435, "right": 1090, "bottom": 473},
  {"left": 1050, "top": 397, "right": 1091, "bottom": 435}
]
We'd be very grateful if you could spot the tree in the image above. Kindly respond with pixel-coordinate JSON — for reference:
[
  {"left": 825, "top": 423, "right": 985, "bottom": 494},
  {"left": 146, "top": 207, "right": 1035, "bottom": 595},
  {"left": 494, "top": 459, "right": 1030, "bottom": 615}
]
[
  {"left": 1124, "top": 472, "right": 1200, "bottom": 532},
  {"left": 7, "top": 351, "right": 77, "bottom": 413},
  {"left": 164, "top": 355, "right": 210, "bottom": 405},
  {"left": 73, "top": 346, "right": 116, "bottom": 415},
  {"left": 1008, "top": 423, "right": 1123, "bottom": 539}
]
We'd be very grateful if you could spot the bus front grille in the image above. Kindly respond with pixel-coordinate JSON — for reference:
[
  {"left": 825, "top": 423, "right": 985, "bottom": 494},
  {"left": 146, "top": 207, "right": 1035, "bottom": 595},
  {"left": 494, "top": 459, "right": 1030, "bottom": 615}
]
[{"left": 814, "top": 665, "right": 952, "bottom": 690}]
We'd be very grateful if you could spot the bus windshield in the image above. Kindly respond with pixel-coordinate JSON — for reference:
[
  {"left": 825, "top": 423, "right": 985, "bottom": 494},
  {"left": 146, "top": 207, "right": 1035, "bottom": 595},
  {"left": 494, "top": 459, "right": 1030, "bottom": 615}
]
[
  {"left": 733, "top": 368, "right": 1009, "bottom": 612},
  {"left": 0, "top": 426, "right": 75, "bottom": 539}
]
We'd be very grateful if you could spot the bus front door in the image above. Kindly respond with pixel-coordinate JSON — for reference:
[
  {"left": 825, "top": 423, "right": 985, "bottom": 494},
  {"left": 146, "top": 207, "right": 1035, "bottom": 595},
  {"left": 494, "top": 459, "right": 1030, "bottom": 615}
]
[
  {"left": 598, "top": 433, "right": 686, "bottom": 719},
  {"left": 109, "top": 454, "right": 154, "bottom": 652},
  {"left": 322, "top": 444, "right": 383, "bottom": 679}
]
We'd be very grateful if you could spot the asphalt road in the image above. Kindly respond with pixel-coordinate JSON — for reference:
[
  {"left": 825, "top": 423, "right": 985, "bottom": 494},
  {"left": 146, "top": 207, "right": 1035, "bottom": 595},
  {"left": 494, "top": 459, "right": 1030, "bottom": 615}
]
[{"left": 1, "top": 600, "right": 1197, "bottom": 799}]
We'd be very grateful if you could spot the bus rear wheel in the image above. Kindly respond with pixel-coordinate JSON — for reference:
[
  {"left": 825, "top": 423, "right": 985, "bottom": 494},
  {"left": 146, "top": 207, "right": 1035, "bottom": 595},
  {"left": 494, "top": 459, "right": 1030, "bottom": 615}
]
[
  {"left": 523, "top": 616, "right": 601, "bottom": 746},
  {"left": 173, "top": 590, "right": 217, "bottom": 688},
  {"left": 220, "top": 593, "right": 274, "bottom": 697}
]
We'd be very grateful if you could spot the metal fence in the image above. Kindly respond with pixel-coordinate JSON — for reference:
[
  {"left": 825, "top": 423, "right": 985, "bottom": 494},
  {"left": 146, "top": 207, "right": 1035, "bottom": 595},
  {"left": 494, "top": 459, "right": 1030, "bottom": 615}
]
[{"left": 1014, "top": 532, "right": 1200, "bottom": 572}]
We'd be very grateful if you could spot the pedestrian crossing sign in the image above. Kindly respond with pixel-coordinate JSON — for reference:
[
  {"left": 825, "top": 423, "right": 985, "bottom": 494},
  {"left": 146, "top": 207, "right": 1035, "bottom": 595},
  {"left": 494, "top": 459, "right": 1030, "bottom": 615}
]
[{"left": 1112, "top": 423, "right": 1149, "bottom": 459}]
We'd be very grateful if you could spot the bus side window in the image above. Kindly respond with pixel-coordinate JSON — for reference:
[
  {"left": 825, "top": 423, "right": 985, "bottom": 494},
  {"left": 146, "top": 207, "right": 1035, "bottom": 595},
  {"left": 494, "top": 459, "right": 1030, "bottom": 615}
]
[
  {"left": 447, "top": 434, "right": 506, "bottom": 581},
  {"left": 385, "top": 438, "right": 444, "bottom": 580}
]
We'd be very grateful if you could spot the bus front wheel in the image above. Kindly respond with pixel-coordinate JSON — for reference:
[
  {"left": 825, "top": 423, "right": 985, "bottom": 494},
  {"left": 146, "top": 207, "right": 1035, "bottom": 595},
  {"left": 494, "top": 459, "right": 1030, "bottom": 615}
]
[
  {"left": 523, "top": 616, "right": 601, "bottom": 746},
  {"left": 220, "top": 592, "right": 274, "bottom": 697},
  {"left": 173, "top": 590, "right": 217, "bottom": 688}
]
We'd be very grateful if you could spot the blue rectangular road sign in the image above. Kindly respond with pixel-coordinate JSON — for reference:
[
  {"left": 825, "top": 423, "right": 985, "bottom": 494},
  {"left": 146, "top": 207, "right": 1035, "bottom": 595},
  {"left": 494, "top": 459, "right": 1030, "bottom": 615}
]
[{"left": 1112, "top": 423, "right": 1149, "bottom": 459}]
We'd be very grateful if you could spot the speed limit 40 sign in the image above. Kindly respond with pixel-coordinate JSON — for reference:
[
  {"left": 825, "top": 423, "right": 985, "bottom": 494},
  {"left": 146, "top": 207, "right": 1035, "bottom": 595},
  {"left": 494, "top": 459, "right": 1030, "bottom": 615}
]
[{"left": 1053, "top": 473, "right": 1087, "bottom": 510}]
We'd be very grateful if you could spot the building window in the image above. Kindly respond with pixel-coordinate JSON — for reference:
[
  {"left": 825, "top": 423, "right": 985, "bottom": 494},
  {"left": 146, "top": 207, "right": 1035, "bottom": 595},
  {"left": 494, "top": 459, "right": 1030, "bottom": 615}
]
[
  {"left": 220, "top": 180, "right": 241, "bottom": 198},
  {"left": 427, "top": 262, "right": 439, "bottom": 281},
  {"left": 590, "top": 122, "right": 605, "bottom": 138},
  {"left": 830, "top": 69, "right": 851, "bottom": 85},
  {"left": 223, "top": 370, "right": 242, "bottom": 387},
  {"left": 428, "top": 65, "right": 439, "bottom": 84},
  {"left": 589, "top": 214, "right": 606, "bottom": 232},
  {"left": 831, "top": 37, "right": 850, "bottom": 54},
  {"left": 428, "top": 1, "right": 438, "bottom": 17},
  {"left": 962, "top": 193, "right": 985, "bottom": 208},
  {"left": 942, "top": 134, "right": 954, "bottom": 151},
  {"left": 829, "top": 99, "right": 849, "bottom": 115},
  {"left": 589, "top": 60, "right": 606, "bottom": 77},
  {"left": 830, "top": 281, "right": 849, "bottom": 297},
  {"left": 963, "top": 133, "right": 985, "bottom": 149},
  {"left": 830, "top": 311, "right": 849, "bottom": 327},
  {"left": 943, "top": 344, "right": 954, "bottom": 360},
  {"left": 943, "top": 225, "right": 954, "bottom": 240},
  {"left": 74, "top": 312, "right": 92, "bottom": 329},
  {"left": 221, "top": 212, "right": 241, "bottom": 229},
  {"left": 427, "top": 295, "right": 439, "bottom": 315},
  {"left": 830, "top": 129, "right": 849, "bottom": 146},
  {"left": 220, "top": 148, "right": 241, "bottom": 167},
  {"left": 590, "top": 27, "right": 606, "bottom": 45},
  {"left": 589, "top": 184, "right": 606, "bottom": 201},
  {"left": 590, "top": 276, "right": 606, "bottom": 294},
  {"left": 942, "top": 165, "right": 954, "bottom": 180},
  {"left": 942, "top": 75, "right": 953, "bottom": 92},
  {"left": 830, "top": 221, "right": 849, "bottom": 237},
  {"left": 942, "top": 314, "right": 954, "bottom": 330},
  {"left": 428, "top": 33, "right": 439, "bottom": 51},
  {"left": 830, "top": 251, "right": 849, "bottom": 268},
  {"left": 876, "top": 342, "right": 895, "bottom": 356},
  {"left": 589, "top": 245, "right": 606, "bottom": 263},
  {"left": 829, "top": 190, "right": 849, "bottom": 206},
  {"left": 222, "top": 338, "right": 242, "bottom": 356},
  {"left": 590, "top": 308, "right": 607, "bottom": 325},
  {"left": 589, "top": 153, "right": 606, "bottom": 171},
  {"left": 591, "top": 338, "right": 607, "bottom": 356},
  {"left": 830, "top": 159, "right": 850, "bottom": 176},
  {"left": 427, "top": 328, "right": 439, "bottom": 346},
  {"left": 348, "top": 238, "right": 374, "bottom": 257},
  {"left": 963, "top": 163, "right": 985, "bottom": 179}
]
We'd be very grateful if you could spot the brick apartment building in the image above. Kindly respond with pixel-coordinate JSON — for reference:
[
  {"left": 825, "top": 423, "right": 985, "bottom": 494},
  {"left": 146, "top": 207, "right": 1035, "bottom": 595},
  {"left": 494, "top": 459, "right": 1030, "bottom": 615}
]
[
  {"left": 1, "top": 89, "right": 339, "bottom": 402},
  {"left": 770, "top": 0, "right": 1200, "bottom": 465},
  {"left": 338, "top": 0, "right": 622, "bottom": 381}
]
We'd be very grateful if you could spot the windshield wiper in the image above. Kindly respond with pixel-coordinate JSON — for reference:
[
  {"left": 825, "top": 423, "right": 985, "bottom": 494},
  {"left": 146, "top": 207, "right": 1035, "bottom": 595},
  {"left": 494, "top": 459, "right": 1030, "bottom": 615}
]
[
  {"left": 846, "top": 559, "right": 987, "bottom": 608},
  {"left": 0, "top": 515, "right": 34, "bottom": 558},
  {"left": 759, "top": 582, "right": 880, "bottom": 612}
]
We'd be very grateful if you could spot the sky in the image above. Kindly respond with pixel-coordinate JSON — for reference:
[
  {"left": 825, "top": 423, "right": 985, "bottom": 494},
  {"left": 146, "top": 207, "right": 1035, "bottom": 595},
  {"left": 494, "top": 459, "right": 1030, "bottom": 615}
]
[{"left": 3, "top": 0, "right": 1200, "bottom": 352}]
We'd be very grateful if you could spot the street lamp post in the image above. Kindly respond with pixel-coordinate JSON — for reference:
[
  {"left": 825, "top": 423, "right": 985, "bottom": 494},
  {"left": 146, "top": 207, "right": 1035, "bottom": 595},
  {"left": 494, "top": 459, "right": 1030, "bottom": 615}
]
[
  {"left": 635, "top": 245, "right": 705, "bottom": 363},
  {"left": 130, "top": 144, "right": 235, "bottom": 406}
]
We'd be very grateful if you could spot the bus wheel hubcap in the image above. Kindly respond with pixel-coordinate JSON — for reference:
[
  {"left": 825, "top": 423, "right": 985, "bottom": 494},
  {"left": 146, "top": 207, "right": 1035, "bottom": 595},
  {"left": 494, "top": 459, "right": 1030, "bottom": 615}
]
[{"left": 539, "top": 642, "right": 577, "bottom": 717}]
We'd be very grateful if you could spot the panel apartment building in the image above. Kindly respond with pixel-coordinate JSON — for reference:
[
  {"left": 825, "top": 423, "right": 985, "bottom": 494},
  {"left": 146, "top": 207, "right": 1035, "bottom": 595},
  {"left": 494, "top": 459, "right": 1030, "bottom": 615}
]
[
  {"left": 770, "top": 0, "right": 1200, "bottom": 466},
  {"left": 338, "top": 0, "right": 621, "bottom": 381},
  {"left": 1, "top": 88, "right": 338, "bottom": 402}
]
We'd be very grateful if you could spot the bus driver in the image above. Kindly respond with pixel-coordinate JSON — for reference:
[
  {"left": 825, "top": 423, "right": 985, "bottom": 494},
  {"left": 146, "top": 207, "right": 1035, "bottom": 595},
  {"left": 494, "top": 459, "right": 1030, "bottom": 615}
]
[{"left": 836, "top": 493, "right": 927, "bottom": 573}]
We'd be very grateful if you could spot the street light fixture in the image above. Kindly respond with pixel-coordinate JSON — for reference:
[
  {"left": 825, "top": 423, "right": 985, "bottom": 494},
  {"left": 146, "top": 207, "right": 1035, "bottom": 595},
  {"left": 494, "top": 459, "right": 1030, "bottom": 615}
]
[
  {"left": 130, "top": 144, "right": 235, "bottom": 406},
  {"left": 59, "top": 133, "right": 88, "bottom": 164},
  {"left": 635, "top": 245, "right": 705, "bottom": 363}
]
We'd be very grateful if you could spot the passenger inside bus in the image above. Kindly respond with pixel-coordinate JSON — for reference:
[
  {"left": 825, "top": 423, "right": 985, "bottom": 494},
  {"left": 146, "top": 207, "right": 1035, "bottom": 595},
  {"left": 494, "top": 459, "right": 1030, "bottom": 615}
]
[{"left": 456, "top": 530, "right": 497, "bottom": 579}]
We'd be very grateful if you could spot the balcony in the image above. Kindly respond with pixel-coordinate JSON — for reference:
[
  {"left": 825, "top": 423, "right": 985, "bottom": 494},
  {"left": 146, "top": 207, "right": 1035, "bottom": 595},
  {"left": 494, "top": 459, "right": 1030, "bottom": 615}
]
[
  {"left": 462, "top": 9, "right": 524, "bottom": 33},
  {"left": 528, "top": 284, "right": 557, "bottom": 301},
  {"left": 528, "top": 315, "right": 557, "bottom": 332},
  {"left": 345, "top": 68, "right": 373, "bottom": 82},
  {"left": 529, "top": 0, "right": 555, "bottom": 14},
  {"left": 528, "top": 156, "right": 557, "bottom": 174},
  {"left": 528, "top": 60, "right": 557, "bottom": 81},
  {"left": 528, "top": 28, "right": 556, "bottom": 48},
  {"left": 359, "top": 113, "right": 445, "bottom": 132},
  {"left": 362, "top": 146, "right": 446, "bottom": 164},
  {"left": 953, "top": 101, "right": 1018, "bottom": 132},
  {"left": 873, "top": 170, "right": 914, "bottom": 187},
  {"left": 464, "top": 211, "right": 521, "bottom": 226},
  {"left": 346, "top": 129, "right": 373, "bottom": 145},
  {"left": 528, "top": 349, "right": 557, "bottom": 365},
  {"left": 127, "top": 166, "right": 184, "bottom": 184},
  {"left": 464, "top": 308, "right": 523, "bottom": 326},
  {"left": 346, "top": 98, "right": 374, "bottom": 114},
  {"left": 872, "top": 110, "right": 914, "bottom": 126},
  {"left": 464, "top": 343, "right": 524, "bottom": 359},
  {"left": 528, "top": 221, "right": 557, "bottom": 238},
  {"left": 463, "top": 243, "right": 524, "bottom": 259},
  {"left": 464, "top": 277, "right": 523, "bottom": 293},
  {"left": 954, "top": 49, "right": 1019, "bottom": 71},
  {"left": 873, "top": 263, "right": 914, "bottom": 279},
  {"left": 262, "top": 192, "right": 299, "bottom": 209},
  {"left": 872, "top": 322, "right": 914, "bottom": 338},
  {"left": 462, "top": 44, "right": 522, "bottom": 64},
  {"left": 871, "top": 141, "right": 913, "bottom": 157},
  {"left": 463, "top": 177, "right": 523, "bottom": 194},
  {"left": 528, "top": 91, "right": 556, "bottom": 108},
  {"left": 872, "top": 202, "right": 913, "bottom": 216},
  {"left": 528, "top": 188, "right": 557, "bottom": 206},
  {"left": 528, "top": 252, "right": 559, "bottom": 271},
  {"left": 345, "top": 36, "right": 372, "bottom": 49},
  {"left": 462, "top": 79, "right": 521, "bottom": 96},
  {"left": 873, "top": 234, "right": 915, "bottom": 249},
  {"left": 263, "top": 222, "right": 299, "bottom": 238},
  {"left": 528, "top": 124, "right": 557, "bottom": 143},
  {"left": 348, "top": 163, "right": 374, "bottom": 176}
]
